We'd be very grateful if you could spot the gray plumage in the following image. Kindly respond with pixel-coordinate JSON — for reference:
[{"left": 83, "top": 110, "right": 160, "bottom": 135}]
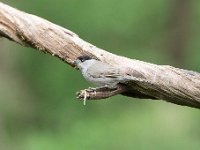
[{"left": 74, "top": 56, "right": 127, "bottom": 88}]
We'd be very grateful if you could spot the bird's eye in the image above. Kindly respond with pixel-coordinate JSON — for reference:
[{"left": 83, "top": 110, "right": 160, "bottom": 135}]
[{"left": 77, "top": 55, "right": 91, "bottom": 62}]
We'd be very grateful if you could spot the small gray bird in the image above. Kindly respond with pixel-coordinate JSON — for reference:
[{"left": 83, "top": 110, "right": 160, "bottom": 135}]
[{"left": 74, "top": 55, "right": 126, "bottom": 89}]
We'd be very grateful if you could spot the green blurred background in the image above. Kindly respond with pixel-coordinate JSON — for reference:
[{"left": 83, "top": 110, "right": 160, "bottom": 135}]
[{"left": 0, "top": 0, "right": 200, "bottom": 150}]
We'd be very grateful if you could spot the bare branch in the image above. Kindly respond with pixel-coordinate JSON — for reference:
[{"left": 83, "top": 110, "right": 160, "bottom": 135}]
[
  {"left": 0, "top": 2, "right": 200, "bottom": 108},
  {"left": 76, "top": 85, "right": 128, "bottom": 100}
]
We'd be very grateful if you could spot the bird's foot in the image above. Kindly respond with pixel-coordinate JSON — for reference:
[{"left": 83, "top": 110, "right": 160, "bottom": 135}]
[{"left": 76, "top": 89, "right": 90, "bottom": 105}]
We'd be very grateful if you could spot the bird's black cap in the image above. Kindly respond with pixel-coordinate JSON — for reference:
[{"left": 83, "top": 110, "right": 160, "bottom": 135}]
[{"left": 77, "top": 55, "right": 93, "bottom": 62}]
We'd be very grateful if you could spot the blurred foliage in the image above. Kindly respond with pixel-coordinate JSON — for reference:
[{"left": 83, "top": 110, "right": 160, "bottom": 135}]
[{"left": 0, "top": 0, "right": 200, "bottom": 150}]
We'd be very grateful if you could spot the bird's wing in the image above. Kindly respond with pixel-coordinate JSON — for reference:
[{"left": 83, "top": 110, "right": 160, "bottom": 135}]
[{"left": 87, "top": 62, "right": 122, "bottom": 78}]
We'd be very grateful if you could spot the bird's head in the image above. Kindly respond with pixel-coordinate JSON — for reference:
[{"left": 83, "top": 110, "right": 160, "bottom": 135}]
[{"left": 74, "top": 55, "right": 95, "bottom": 71}]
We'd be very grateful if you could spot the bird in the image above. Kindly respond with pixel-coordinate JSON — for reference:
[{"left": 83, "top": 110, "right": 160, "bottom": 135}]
[{"left": 73, "top": 55, "right": 126, "bottom": 89}]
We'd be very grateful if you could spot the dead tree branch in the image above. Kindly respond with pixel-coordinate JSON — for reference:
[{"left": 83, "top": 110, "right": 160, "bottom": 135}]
[{"left": 0, "top": 2, "right": 200, "bottom": 108}]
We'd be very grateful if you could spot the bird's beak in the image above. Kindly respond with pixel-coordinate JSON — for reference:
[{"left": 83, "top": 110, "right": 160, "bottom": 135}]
[
  {"left": 73, "top": 60, "right": 80, "bottom": 69},
  {"left": 73, "top": 60, "right": 78, "bottom": 65}
]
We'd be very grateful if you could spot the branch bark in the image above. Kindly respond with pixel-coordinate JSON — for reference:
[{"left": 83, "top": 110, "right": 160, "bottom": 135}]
[{"left": 0, "top": 2, "right": 200, "bottom": 108}]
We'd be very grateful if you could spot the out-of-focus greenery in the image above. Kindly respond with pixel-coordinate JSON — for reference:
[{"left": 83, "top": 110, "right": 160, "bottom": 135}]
[{"left": 0, "top": 0, "right": 200, "bottom": 150}]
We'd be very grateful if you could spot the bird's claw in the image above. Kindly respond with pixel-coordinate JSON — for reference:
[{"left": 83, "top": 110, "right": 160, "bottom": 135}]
[
  {"left": 76, "top": 87, "right": 99, "bottom": 105},
  {"left": 76, "top": 89, "right": 91, "bottom": 105},
  {"left": 87, "top": 87, "right": 97, "bottom": 91}
]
